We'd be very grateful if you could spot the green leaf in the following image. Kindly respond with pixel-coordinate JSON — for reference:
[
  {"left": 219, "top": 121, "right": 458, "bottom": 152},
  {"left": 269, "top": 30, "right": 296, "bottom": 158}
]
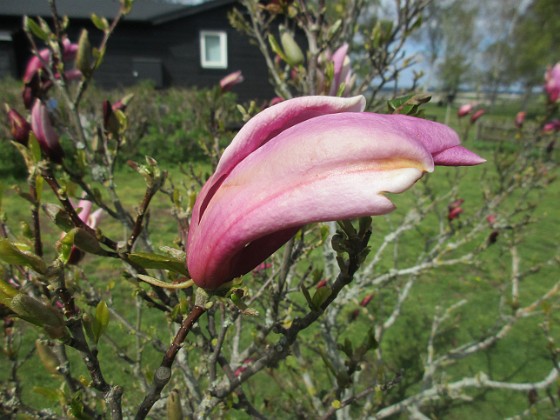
[
  {"left": 311, "top": 285, "right": 332, "bottom": 310},
  {"left": 24, "top": 16, "right": 50, "bottom": 41},
  {"left": 0, "top": 238, "right": 46, "bottom": 273},
  {"left": 121, "top": 0, "right": 134, "bottom": 14},
  {"left": 32, "top": 386, "right": 63, "bottom": 402},
  {"left": 92, "top": 300, "right": 110, "bottom": 343},
  {"left": 91, "top": 14, "right": 109, "bottom": 32},
  {"left": 76, "top": 29, "right": 93, "bottom": 77},
  {"left": 0, "top": 277, "right": 19, "bottom": 306},
  {"left": 73, "top": 228, "right": 104, "bottom": 255},
  {"left": 129, "top": 252, "right": 188, "bottom": 275},
  {"left": 268, "top": 34, "right": 289, "bottom": 64},
  {"left": 42, "top": 203, "right": 74, "bottom": 232}
]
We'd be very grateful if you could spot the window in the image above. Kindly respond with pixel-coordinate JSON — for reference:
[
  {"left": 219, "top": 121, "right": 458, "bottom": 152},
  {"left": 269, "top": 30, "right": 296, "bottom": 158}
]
[{"left": 200, "top": 31, "right": 227, "bottom": 69}]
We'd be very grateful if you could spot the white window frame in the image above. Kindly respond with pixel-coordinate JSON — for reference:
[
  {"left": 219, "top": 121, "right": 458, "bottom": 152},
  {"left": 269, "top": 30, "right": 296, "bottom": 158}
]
[{"left": 200, "top": 30, "right": 228, "bottom": 69}]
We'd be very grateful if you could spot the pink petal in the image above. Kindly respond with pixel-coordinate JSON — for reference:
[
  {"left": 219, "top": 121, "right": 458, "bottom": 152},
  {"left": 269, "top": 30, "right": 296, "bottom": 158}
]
[
  {"left": 329, "top": 43, "right": 350, "bottom": 96},
  {"left": 76, "top": 199, "right": 93, "bottom": 223},
  {"left": 432, "top": 145, "right": 486, "bottom": 166},
  {"left": 87, "top": 208, "right": 104, "bottom": 229},
  {"left": 193, "top": 96, "right": 366, "bottom": 224},
  {"left": 31, "top": 100, "right": 64, "bottom": 162}
]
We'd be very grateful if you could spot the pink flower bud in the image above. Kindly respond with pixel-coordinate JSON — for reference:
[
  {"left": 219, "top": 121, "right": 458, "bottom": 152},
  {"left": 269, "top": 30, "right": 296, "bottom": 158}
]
[
  {"left": 5, "top": 105, "right": 31, "bottom": 145},
  {"left": 515, "top": 111, "right": 526, "bottom": 129},
  {"left": 486, "top": 214, "right": 496, "bottom": 226},
  {"left": 234, "top": 358, "right": 254, "bottom": 377},
  {"left": 23, "top": 38, "right": 79, "bottom": 84},
  {"left": 269, "top": 97, "right": 285, "bottom": 107},
  {"left": 448, "top": 198, "right": 464, "bottom": 210},
  {"left": 544, "top": 63, "right": 560, "bottom": 103},
  {"left": 316, "top": 279, "right": 328, "bottom": 289},
  {"left": 252, "top": 262, "right": 272, "bottom": 273},
  {"left": 360, "top": 294, "right": 373, "bottom": 307},
  {"left": 220, "top": 70, "right": 244, "bottom": 92},
  {"left": 470, "top": 109, "right": 485, "bottom": 123},
  {"left": 30, "top": 100, "right": 64, "bottom": 163},
  {"left": 457, "top": 104, "right": 473, "bottom": 117},
  {"left": 543, "top": 120, "right": 560, "bottom": 133},
  {"left": 448, "top": 206, "right": 463, "bottom": 221}
]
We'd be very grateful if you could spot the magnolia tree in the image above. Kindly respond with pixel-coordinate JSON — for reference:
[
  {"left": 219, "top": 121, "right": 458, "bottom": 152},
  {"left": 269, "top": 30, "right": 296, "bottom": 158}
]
[{"left": 0, "top": 0, "right": 559, "bottom": 418}]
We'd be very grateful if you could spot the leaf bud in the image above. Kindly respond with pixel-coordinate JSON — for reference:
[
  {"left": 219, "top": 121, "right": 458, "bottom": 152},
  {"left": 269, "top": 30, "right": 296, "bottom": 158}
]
[
  {"left": 166, "top": 389, "right": 183, "bottom": 420},
  {"left": 35, "top": 339, "right": 61, "bottom": 375},
  {"left": 279, "top": 25, "right": 304, "bottom": 66}
]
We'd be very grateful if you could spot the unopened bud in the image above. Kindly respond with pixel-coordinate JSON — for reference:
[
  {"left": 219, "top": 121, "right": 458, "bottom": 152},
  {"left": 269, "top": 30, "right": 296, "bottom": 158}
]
[
  {"left": 31, "top": 100, "right": 64, "bottom": 163},
  {"left": 316, "top": 279, "right": 327, "bottom": 289},
  {"left": 360, "top": 294, "right": 373, "bottom": 307},
  {"left": 448, "top": 207, "right": 463, "bottom": 221},
  {"left": 166, "top": 389, "right": 183, "bottom": 420},
  {"left": 76, "top": 29, "right": 93, "bottom": 77},
  {"left": 5, "top": 105, "right": 31, "bottom": 146},
  {"left": 102, "top": 100, "right": 120, "bottom": 138},
  {"left": 35, "top": 339, "right": 61, "bottom": 375},
  {"left": 280, "top": 26, "right": 304, "bottom": 66}
]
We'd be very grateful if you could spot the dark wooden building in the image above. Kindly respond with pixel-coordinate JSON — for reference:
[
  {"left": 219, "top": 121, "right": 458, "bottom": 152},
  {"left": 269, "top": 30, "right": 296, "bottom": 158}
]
[{"left": 0, "top": 0, "right": 275, "bottom": 101}]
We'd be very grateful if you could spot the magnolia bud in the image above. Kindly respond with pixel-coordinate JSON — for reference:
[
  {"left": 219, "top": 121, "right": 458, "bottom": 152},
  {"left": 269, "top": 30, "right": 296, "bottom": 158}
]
[
  {"left": 31, "top": 100, "right": 64, "bottom": 163},
  {"left": 5, "top": 105, "right": 31, "bottom": 145},
  {"left": 166, "top": 389, "right": 183, "bottom": 420},
  {"left": 10, "top": 294, "right": 67, "bottom": 339},
  {"left": 76, "top": 29, "right": 93, "bottom": 77},
  {"left": 279, "top": 26, "right": 304, "bottom": 67},
  {"left": 35, "top": 339, "right": 61, "bottom": 375},
  {"left": 103, "top": 100, "right": 120, "bottom": 138},
  {"left": 360, "top": 294, "right": 373, "bottom": 307}
]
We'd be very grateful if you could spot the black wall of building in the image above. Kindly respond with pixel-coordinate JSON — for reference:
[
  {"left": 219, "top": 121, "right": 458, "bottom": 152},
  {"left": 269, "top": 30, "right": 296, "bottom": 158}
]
[{"left": 0, "top": 4, "right": 275, "bottom": 102}]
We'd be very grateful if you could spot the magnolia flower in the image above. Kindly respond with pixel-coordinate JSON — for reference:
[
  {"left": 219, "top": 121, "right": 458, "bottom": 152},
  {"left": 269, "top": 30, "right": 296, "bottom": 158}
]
[
  {"left": 329, "top": 43, "right": 354, "bottom": 96},
  {"left": 186, "top": 95, "right": 484, "bottom": 290},
  {"left": 543, "top": 120, "right": 560, "bottom": 133},
  {"left": 22, "top": 39, "right": 80, "bottom": 108},
  {"left": 220, "top": 71, "right": 244, "bottom": 92},
  {"left": 515, "top": 111, "right": 526, "bottom": 129},
  {"left": 544, "top": 63, "right": 560, "bottom": 103},
  {"left": 457, "top": 104, "right": 473, "bottom": 117},
  {"left": 23, "top": 38, "right": 79, "bottom": 84},
  {"left": 31, "top": 100, "right": 64, "bottom": 163},
  {"left": 66, "top": 199, "right": 104, "bottom": 265},
  {"left": 470, "top": 109, "right": 485, "bottom": 123}
]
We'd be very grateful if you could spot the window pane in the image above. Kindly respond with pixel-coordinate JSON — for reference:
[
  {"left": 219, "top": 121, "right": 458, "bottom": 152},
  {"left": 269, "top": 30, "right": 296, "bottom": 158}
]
[{"left": 205, "top": 35, "right": 222, "bottom": 63}]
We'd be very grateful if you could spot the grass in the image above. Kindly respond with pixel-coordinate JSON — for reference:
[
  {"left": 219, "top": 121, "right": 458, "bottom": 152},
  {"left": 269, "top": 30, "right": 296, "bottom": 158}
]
[{"left": 0, "top": 100, "right": 559, "bottom": 417}]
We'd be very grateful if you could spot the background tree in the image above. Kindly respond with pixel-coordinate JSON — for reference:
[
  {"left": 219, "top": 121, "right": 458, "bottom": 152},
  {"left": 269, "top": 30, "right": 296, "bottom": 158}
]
[{"left": 508, "top": 0, "right": 560, "bottom": 102}]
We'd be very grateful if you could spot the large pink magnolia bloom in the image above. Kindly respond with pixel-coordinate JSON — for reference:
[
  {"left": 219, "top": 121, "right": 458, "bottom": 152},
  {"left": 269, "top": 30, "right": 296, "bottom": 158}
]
[
  {"left": 544, "top": 63, "right": 560, "bottom": 103},
  {"left": 186, "top": 96, "right": 484, "bottom": 289}
]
